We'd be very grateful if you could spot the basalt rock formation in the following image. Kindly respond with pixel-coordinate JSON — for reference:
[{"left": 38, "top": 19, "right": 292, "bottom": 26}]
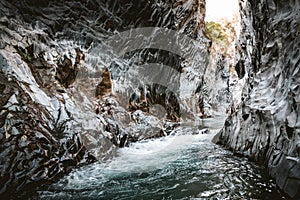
[
  {"left": 215, "top": 0, "right": 300, "bottom": 198},
  {"left": 95, "top": 68, "right": 112, "bottom": 97},
  {"left": 0, "top": 0, "right": 224, "bottom": 198},
  {"left": 4, "top": 0, "right": 297, "bottom": 198}
]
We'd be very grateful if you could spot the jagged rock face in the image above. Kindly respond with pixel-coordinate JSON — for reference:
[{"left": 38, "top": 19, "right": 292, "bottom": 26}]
[
  {"left": 0, "top": 0, "right": 214, "bottom": 197},
  {"left": 95, "top": 68, "right": 112, "bottom": 97},
  {"left": 215, "top": 0, "right": 300, "bottom": 198},
  {"left": 5, "top": 0, "right": 205, "bottom": 45}
]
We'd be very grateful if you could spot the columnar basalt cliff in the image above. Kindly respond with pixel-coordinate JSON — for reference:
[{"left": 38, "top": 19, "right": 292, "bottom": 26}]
[
  {"left": 0, "top": 0, "right": 222, "bottom": 198},
  {"left": 2, "top": 0, "right": 298, "bottom": 198},
  {"left": 215, "top": 0, "right": 300, "bottom": 198}
]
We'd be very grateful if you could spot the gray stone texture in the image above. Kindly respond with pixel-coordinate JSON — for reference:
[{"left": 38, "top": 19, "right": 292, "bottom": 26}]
[{"left": 217, "top": 0, "right": 300, "bottom": 198}]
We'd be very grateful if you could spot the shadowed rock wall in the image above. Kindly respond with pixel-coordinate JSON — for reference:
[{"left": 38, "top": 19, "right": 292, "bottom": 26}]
[{"left": 216, "top": 0, "right": 300, "bottom": 198}]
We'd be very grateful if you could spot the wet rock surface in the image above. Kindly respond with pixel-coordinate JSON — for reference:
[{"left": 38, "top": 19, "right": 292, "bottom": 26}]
[
  {"left": 1, "top": 0, "right": 298, "bottom": 198},
  {"left": 0, "top": 0, "right": 224, "bottom": 198},
  {"left": 0, "top": 66, "right": 89, "bottom": 198},
  {"left": 215, "top": 0, "right": 300, "bottom": 198}
]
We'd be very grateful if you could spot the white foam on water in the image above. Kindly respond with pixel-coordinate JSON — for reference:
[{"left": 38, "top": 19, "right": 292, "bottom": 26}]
[{"left": 100, "top": 133, "right": 214, "bottom": 174}]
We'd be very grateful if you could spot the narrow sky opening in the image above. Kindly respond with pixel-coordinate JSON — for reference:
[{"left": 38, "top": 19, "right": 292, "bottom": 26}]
[{"left": 205, "top": 0, "right": 240, "bottom": 22}]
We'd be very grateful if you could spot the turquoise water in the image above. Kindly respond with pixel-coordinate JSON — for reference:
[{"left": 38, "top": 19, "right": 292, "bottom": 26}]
[{"left": 36, "top": 126, "right": 285, "bottom": 200}]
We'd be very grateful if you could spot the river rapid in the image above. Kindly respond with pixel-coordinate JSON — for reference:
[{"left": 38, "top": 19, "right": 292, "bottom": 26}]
[{"left": 36, "top": 119, "right": 285, "bottom": 200}]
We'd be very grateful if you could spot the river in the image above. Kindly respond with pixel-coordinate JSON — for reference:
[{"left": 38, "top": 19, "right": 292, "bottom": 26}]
[{"left": 36, "top": 119, "right": 285, "bottom": 199}]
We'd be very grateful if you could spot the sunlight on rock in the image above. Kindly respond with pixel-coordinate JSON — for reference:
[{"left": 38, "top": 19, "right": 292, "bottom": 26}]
[{"left": 205, "top": 0, "right": 241, "bottom": 38}]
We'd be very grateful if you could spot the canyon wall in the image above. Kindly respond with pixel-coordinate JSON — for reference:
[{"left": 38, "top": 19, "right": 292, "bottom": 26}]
[
  {"left": 215, "top": 0, "right": 300, "bottom": 198},
  {"left": 0, "top": 0, "right": 227, "bottom": 197}
]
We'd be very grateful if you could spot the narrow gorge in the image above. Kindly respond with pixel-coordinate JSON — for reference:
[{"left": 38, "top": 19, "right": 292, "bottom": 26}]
[{"left": 0, "top": 0, "right": 299, "bottom": 199}]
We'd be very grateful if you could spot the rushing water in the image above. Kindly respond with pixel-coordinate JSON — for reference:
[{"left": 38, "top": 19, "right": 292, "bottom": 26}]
[{"left": 36, "top": 120, "right": 285, "bottom": 200}]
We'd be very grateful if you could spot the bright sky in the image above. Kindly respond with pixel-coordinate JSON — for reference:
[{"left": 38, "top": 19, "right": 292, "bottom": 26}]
[{"left": 205, "top": 0, "right": 239, "bottom": 22}]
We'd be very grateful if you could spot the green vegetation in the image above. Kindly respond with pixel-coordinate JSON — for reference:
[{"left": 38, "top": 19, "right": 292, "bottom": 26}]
[
  {"left": 205, "top": 21, "right": 227, "bottom": 43},
  {"left": 22, "top": 52, "right": 32, "bottom": 62}
]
